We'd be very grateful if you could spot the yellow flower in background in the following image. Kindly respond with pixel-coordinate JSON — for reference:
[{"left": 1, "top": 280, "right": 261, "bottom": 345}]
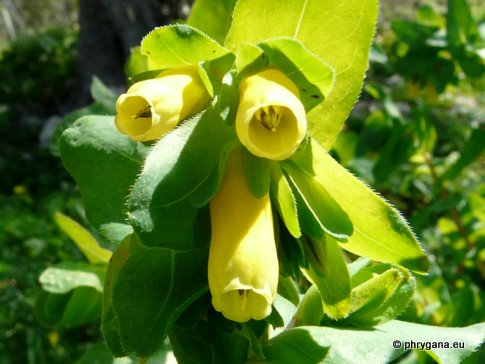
[
  {"left": 236, "top": 69, "right": 307, "bottom": 160},
  {"left": 115, "top": 66, "right": 210, "bottom": 141},
  {"left": 208, "top": 147, "right": 279, "bottom": 322}
]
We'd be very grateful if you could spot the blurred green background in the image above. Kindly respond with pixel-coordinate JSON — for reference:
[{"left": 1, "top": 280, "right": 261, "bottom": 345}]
[{"left": 0, "top": 0, "right": 484, "bottom": 363}]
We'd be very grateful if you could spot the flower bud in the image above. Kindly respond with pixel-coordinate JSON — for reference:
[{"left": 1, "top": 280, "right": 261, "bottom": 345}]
[
  {"left": 236, "top": 69, "right": 307, "bottom": 160},
  {"left": 208, "top": 148, "right": 279, "bottom": 322},
  {"left": 115, "top": 67, "right": 210, "bottom": 141}
]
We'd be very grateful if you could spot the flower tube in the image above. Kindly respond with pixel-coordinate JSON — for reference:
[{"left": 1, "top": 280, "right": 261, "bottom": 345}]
[
  {"left": 236, "top": 69, "right": 307, "bottom": 160},
  {"left": 115, "top": 66, "right": 210, "bottom": 141},
  {"left": 208, "top": 147, "right": 279, "bottom": 322}
]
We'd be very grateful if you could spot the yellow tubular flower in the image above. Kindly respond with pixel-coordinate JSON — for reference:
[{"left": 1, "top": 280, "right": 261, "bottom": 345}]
[
  {"left": 208, "top": 148, "right": 279, "bottom": 322},
  {"left": 236, "top": 69, "right": 307, "bottom": 160},
  {"left": 115, "top": 66, "right": 210, "bottom": 141}
]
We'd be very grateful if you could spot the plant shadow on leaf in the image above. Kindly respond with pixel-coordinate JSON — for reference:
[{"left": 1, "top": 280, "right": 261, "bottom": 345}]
[{"left": 263, "top": 328, "right": 330, "bottom": 364}]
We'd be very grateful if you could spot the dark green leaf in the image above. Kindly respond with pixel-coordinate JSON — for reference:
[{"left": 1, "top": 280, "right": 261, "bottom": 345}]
[
  {"left": 102, "top": 235, "right": 209, "bottom": 358},
  {"left": 241, "top": 148, "right": 270, "bottom": 198},
  {"left": 127, "top": 107, "right": 235, "bottom": 247},
  {"left": 60, "top": 116, "right": 148, "bottom": 246}
]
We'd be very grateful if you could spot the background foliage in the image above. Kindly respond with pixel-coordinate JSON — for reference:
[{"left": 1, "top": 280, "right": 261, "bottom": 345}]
[{"left": 0, "top": 0, "right": 483, "bottom": 363}]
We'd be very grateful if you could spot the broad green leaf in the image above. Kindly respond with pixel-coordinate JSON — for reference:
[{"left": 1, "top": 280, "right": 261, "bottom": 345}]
[
  {"left": 241, "top": 148, "right": 270, "bottom": 198},
  {"left": 257, "top": 38, "right": 334, "bottom": 111},
  {"left": 51, "top": 102, "right": 114, "bottom": 156},
  {"left": 54, "top": 212, "right": 112, "bottom": 264},
  {"left": 127, "top": 107, "right": 234, "bottom": 247},
  {"left": 141, "top": 24, "right": 230, "bottom": 70},
  {"left": 60, "top": 116, "right": 148, "bottom": 246},
  {"left": 294, "top": 140, "right": 429, "bottom": 273},
  {"left": 187, "top": 0, "right": 237, "bottom": 44},
  {"left": 303, "top": 236, "right": 351, "bottom": 319},
  {"left": 102, "top": 235, "right": 209, "bottom": 358},
  {"left": 235, "top": 42, "right": 264, "bottom": 73},
  {"left": 264, "top": 321, "right": 485, "bottom": 364},
  {"left": 346, "top": 265, "right": 415, "bottom": 326},
  {"left": 39, "top": 261, "right": 105, "bottom": 294},
  {"left": 269, "top": 163, "right": 301, "bottom": 238},
  {"left": 225, "top": 0, "right": 378, "bottom": 149},
  {"left": 283, "top": 160, "right": 353, "bottom": 241}
]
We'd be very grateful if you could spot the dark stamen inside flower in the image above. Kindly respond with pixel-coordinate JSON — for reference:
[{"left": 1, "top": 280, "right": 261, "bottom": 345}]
[
  {"left": 135, "top": 104, "right": 152, "bottom": 119},
  {"left": 255, "top": 106, "right": 281, "bottom": 132}
]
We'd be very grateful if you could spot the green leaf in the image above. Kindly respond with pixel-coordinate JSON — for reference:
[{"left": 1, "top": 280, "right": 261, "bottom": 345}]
[
  {"left": 36, "top": 262, "right": 105, "bottom": 328},
  {"left": 60, "top": 116, "right": 148, "bottom": 246},
  {"left": 293, "top": 285, "right": 324, "bottom": 326},
  {"left": 54, "top": 212, "right": 112, "bottom": 264},
  {"left": 294, "top": 140, "right": 429, "bottom": 273},
  {"left": 141, "top": 24, "right": 230, "bottom": 70},
  {"left": 35, "top": 287, "right": 102, "bottom": 329},
  {"left": 346, "top": 265, "right": 415, "bottom": 326},
  {"left": 225, "top": 0, "right": 378, "bottom": 149},
  {"left": 241, "top": 148, "right": 270, "bottom": 198},
  {"left": 264, "top": 321, "right": 485, "bottom": 364},
  {"left": 446, "top": 0, "right": 480, "bottom": 47},
  {"left": 283, "top": 160, "right": 353, "bottom": 241},
  {"left": 127, "top": 107, "right": 234, "bottom": 247},
  {"left": 257, "top": 38, "right": 334, "bottom": 111},
  {"left": 51, "top": 102, "right": 114, "bottom": 156},
  {"left": 302, "top": 236, "right": 351, "bottom": 319},
  {"left": 270, "top": 163, "right": 301, "bottom": 238},
  {"left": 102, "top": 235, "right": 209, "bottom": 358},
  {"left": 187, "top": 0, "right": 237, "bottom": 45},
  {"left": 440, "top": 127, "right": 485, "bottom": 183},
  {"left": 90, "top": 76, "right": 117, "bottom": 113},
  {"left": 39, "top": 262, "right": 105, "bottom": 294}
]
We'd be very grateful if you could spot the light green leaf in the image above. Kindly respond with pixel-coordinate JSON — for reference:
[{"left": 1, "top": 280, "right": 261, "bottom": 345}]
[
  {"left": 283, "top": 160, "right": 353, "bottom": 241},
  {"left": 54, "top": 212, "right": 112, "bottom": 264},
  {"left": 294, "top": 140, "right": 429, "bottom": 273},
  {"left": 60, "top": 116, "right": 148, "bottom": 246},
  {"left": 293, "top": 285, "right": 324, "bottom": 326},
  {"left": 225, "top": 0, "right": 378, "bottom": 149},
  {"left": 264, "top": 321, "right": 485, "bottom": 364},
  {"left": 346, "top": 265, "right": 415, "bottom": 326},
  {"left": 141, "top": 24, "right": 230, "bottom": 70},
  {"left": 187, "top": 0, "right": 237, "bottom": 44},
  {"left": 39, "top": 261, "right": 105, "bottom": 294},
  {"left": 303, "top": 236, "right": 351, "bottom": 319},
  {"left": 257, "top": 38, "right": 334, "bottom": 111},
  {"left": 269, "top": 163, "right": 301, "bottom": 238},
  {"left": 102, "top": 235, "right": 209, "bottom": 358}
]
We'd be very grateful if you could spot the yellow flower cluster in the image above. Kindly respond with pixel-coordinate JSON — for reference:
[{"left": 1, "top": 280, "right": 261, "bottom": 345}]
[{"left": 115, "top": 66, "right": 308, "bottom": 322}]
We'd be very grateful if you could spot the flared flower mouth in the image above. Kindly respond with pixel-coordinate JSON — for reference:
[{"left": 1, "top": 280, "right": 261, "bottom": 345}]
[
  {"left": 211, "top": 278, "right": 274, "bottom": 322},
  {"left": 208, "top": 147, "right": 279, "bottom": 322},
  {"left": 115, "top": 66, "right": 210, "bottom": 141},
  {"left": 236, "top": 69, "right": 307, "bottom": 160}
]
